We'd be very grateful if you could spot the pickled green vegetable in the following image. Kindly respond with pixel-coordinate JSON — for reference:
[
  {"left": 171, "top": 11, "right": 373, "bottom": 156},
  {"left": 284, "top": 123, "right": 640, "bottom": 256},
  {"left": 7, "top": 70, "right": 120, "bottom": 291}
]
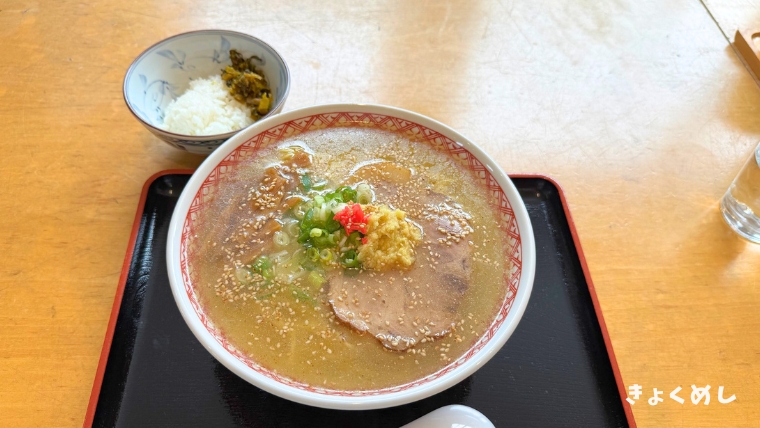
[{"left": 220, "top": 49, "right": 273, "bottom": 121}]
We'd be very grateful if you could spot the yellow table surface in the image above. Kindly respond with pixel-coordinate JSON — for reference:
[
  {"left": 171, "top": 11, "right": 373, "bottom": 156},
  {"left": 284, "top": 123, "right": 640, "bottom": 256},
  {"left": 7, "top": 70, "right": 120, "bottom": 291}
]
[{"left": 2, "top": 0, "right": 760, "bottom": 426}]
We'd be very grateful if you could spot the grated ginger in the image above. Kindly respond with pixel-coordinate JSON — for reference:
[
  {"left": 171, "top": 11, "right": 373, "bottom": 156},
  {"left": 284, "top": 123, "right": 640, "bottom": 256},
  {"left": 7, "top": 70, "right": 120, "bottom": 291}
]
[{"left": 358, "top": 205, "right": 422, "bottom": 270}]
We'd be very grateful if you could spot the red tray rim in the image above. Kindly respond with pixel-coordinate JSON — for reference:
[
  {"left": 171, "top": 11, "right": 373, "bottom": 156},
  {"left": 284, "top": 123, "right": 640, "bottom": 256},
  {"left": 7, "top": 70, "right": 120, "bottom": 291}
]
[{"left": 83, "top": 170, "right": 636, "bottom": 428}]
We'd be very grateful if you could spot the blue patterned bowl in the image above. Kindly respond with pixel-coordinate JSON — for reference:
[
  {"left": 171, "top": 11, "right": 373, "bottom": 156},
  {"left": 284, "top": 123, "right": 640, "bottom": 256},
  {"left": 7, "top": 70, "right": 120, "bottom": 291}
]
[{"left": 123, "top": 30, "right": 290, "bottom": 154}]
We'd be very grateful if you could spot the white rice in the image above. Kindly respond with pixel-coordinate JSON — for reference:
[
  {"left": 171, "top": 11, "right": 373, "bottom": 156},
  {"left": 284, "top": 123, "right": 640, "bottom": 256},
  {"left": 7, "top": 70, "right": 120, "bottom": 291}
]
[{"left": 161, "top": 75, "right": 253, "bottom": 135}]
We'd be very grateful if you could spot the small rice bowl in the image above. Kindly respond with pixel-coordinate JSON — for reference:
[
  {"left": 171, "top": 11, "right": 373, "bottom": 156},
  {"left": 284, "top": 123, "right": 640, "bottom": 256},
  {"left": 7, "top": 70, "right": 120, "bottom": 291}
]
[{"left": 162, "top": 75, "right": 253, "bottom": 135}]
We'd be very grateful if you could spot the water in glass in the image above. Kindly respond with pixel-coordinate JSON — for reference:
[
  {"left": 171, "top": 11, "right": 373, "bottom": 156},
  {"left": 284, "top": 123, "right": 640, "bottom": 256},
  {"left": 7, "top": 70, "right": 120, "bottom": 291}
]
[{"left": 721, "top": 144, "right": 760, "bottom": 243}]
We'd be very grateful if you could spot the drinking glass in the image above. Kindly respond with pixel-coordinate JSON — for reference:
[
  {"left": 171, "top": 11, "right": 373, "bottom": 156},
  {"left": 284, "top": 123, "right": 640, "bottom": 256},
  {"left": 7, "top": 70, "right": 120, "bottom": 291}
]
[{"left": 720, "top": 142, "right": 760, "bottom": 243}]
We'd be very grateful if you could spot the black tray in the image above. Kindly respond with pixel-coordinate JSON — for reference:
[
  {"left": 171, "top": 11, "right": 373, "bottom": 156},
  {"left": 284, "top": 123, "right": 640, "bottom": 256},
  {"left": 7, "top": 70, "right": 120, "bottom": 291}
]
[{"left": 85, "top": 172, "right": 634, "bottom": 428}]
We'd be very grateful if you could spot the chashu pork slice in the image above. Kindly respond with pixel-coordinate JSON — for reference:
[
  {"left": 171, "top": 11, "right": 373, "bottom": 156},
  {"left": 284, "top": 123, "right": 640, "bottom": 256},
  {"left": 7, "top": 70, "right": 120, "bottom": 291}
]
[{"left": 327, "top": 197, "right": 472, "bottom": 351}]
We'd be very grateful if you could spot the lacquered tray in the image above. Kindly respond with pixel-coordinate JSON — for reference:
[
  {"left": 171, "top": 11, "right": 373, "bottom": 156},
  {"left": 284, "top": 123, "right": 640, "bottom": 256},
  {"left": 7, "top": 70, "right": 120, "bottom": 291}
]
[{"left": 84, "top": 171, "right": 635, "bottom": 428}]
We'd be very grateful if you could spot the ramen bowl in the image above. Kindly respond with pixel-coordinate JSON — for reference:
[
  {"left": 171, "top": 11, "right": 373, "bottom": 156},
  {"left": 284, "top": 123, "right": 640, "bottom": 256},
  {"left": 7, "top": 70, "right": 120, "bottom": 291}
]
[{"left": 166, "top": 104, "right": 535, "bottom": 409}]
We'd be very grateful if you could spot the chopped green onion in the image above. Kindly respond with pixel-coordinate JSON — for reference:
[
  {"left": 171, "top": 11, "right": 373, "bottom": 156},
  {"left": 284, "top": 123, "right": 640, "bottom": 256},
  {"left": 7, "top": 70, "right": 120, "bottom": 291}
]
[
  {"left": 273, "top": 230, "right": 290, "bottom": 247},
  {"left": 331, "top": 202, "right": 348, "bottom": 214},
  {"left": 235, "top": 267, "right": 251, "bottom": 284},
  {"left": 306, "top": 247, "right": 319, "bottom": 261},
  {"left": 319, "top": 248, "right": 333, "bottom": 262},
  {"left": 308, "top": 271, "right": 326, "bottom": 288},
  {"left": 356, "top": 183, "right": 373, "bottom": 204},
  {"left": 252, "top": 255, "right": 272, "bottom": 271},
  {"left": 300, "top": 256, "right": 321, "bottom": 271},
  {"left": 316, "top": 205, "right": 329, "bottom": 222},
  {"left": 347, "top": 231, "right": 362, "bottom": 246},
  {"left": 335, "top": 186, "right": 357, "bottom": 203},
  {"left": 284, "top": 220, "right": 300, "bottom": 237},
  {"left": 252, "top": 255, "right": 274, "bottom": 279},
  {"left": 312, "top": 233, "right": 335, "bottom": 249},
  {"left": 325, "top": 217, "right": 342, "bottom": 233},
  {"left": 342, "top": 258, "right": 360, "bottom": 268},
  {"left": 298, "top": 209, "right": 315, "bottom": 243},
  {"left": 294, "top": 183, "right": 368, "bottom": 270},
  {"left": 293, "top": 203, "right": 308, "bottom": 220},
  {"left": 300, "top": 174, "right": 312, "bottom": 191},
  {"left": 301, "top": 208, "right": 314, "bottom": 231},
  {"left": 291, "top": 286, "right": 315, "bottom": 304},
  {"left": 341, "top": 249, "right": 361, "bottom": 268}
]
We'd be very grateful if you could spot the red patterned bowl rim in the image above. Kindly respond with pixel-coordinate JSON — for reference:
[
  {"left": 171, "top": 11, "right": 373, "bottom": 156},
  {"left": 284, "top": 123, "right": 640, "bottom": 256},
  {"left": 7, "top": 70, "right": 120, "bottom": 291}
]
[{"left": 167, "top": 104, "right": 535, "bottom": 409}]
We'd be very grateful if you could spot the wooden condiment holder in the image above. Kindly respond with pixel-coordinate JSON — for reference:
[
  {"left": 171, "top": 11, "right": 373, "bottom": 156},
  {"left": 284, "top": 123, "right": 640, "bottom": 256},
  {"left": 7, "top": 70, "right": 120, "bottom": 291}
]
[{"left": 735, "top": 29, "right": 760, "bottom": 80}]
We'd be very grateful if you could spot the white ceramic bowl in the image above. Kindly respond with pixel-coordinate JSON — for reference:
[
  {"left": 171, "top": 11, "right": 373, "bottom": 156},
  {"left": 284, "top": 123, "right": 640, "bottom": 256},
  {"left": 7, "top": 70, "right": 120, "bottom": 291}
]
[
  {"left": 166, "top": 104, "right": 535, "bottom": 409},
  {"left": 123, "top": 29, "right": 290, "bottom": 154}
]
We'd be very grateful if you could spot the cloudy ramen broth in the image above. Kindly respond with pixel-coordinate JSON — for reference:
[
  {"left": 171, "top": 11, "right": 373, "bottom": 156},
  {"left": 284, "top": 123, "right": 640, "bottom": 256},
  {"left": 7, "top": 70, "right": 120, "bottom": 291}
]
[{"left": 190, "top": 127, "right": 509, "bottom": 391}]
